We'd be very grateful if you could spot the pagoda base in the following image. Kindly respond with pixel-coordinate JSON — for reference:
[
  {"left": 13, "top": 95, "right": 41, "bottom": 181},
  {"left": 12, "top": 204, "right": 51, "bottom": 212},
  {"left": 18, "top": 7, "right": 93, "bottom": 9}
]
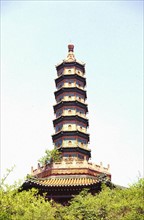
[{"left": 22, "top": 158, "right": 112, "bottom": 204}]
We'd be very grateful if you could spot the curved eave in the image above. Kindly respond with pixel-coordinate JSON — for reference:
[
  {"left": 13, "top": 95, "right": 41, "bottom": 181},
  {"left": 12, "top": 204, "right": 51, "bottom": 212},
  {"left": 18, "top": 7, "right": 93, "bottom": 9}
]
[
  {"left": 53, "top": 115, "right": 89, "bottom": 127},
  {"left": 59, "top": 146, "right": 91, "bottom": 154},
  {"left": 23, "top": 177, "right": 99, "bottom": 189},
  {"left": 54, "top": 87, "right": 87, "bottom": 99},
  {"left": 55, "top": 61, "right": 85, "bottom": 73},
  {"left": 52, "top": 130, "right": 90, "bottom": 142},
  {"left": 55, "top": 74, "right": 86, "bottom": 86},
  {"left": 53, "top": 101, "right": 88, "bottom": 113},
  {"left": 22, "top": 175, "right": 112, "bottom": 190}
]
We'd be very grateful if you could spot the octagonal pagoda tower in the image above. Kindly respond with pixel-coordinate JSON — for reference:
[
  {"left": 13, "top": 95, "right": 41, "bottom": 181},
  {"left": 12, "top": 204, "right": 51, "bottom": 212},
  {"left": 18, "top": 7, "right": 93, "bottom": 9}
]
[
  {"left": 52, "top": 44, "right": 91, "bottom": 161},
  {"left": 23, "top": 45, "right": 111, "bottom": 204}
]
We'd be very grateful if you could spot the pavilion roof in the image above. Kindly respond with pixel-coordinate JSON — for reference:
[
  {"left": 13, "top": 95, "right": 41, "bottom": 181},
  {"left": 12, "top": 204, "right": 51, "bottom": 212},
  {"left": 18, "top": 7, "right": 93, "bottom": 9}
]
[
  {"left": 25, "top": 176, "right": 99, "bottom": 187},
  {"left": 23, "top": 172, "right": 113, "bottom": 190}
]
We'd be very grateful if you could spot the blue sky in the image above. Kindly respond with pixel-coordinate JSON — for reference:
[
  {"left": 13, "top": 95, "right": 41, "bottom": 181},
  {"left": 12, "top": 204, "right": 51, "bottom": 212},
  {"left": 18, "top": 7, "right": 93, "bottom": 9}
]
[{"left": 1, "top": 1, "right": 143, "bottom": 186}]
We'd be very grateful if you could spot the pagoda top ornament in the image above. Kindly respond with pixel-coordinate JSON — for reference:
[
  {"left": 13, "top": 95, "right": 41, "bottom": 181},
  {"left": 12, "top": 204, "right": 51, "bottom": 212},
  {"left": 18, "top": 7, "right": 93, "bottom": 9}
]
[
  {"left": 64, "top": 44, "right": 76, "bottom": 62},
  {"left": 56, "top": 44, "right": 85, "bottom": 67}
]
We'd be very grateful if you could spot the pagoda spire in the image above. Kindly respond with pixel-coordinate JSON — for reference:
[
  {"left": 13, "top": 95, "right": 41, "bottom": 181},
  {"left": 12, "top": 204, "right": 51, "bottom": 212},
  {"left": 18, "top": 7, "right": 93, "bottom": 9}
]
[{"left": 64, "top": 44, "right": 76, "bottom": 62}]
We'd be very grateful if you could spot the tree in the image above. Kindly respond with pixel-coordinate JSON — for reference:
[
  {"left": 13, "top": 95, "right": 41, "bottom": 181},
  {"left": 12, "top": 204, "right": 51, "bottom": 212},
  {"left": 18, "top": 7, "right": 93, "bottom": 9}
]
[
  {"left": 0, "top": 180, "right": 57, "bottom": 220},
  {"left": 57, "top": 179, "right": 144, "bottom": 220},
  {"left": 38, "top": 148, "right": 61, "bottom": 166},
  {"left": 0, "top": 167, "right": 57, "bottom": 220},
  {"left": 1, "top": 167, "right": 143, "bottom": 220}
]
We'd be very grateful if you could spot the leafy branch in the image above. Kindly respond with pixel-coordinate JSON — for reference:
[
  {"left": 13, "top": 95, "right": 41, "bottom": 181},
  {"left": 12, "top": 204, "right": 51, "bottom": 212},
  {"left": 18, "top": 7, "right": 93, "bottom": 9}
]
[
  {"left": 38, "top": 149, "right": 61, "bottom": 166},
  {"left": 0, "top": 165, "right": 16, "bottom": 187}
]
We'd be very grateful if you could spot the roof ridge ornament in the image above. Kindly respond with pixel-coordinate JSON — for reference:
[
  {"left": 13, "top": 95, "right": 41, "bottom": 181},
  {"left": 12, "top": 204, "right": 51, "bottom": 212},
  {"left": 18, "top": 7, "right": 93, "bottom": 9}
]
[
  {"left": 64, "top": 44, "right": 76, "bottom": 62},
  {"left": 56, "top": 44, "right": 85, "bottom": 67},
  {"left": 68, "top": 44, "right": 74, "bottom": 52}
]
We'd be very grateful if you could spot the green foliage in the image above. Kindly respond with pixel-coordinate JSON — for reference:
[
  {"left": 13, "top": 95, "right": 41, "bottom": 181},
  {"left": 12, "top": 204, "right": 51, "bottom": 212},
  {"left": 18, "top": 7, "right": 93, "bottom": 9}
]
[
  {"left": 0, "top": 168, "right": 143, "bottom": 220},
  {"left": 38, "top": 148, "right": 61, "bottom": 165},
  {"left": 0, "top": 182, "right": 56, "bottom": 220},
  {"left": 59, "top": 179, "right": 144, "bottom": 220},
  {"left": 0, "top": 167, "right": 57, "bottom": 220}
]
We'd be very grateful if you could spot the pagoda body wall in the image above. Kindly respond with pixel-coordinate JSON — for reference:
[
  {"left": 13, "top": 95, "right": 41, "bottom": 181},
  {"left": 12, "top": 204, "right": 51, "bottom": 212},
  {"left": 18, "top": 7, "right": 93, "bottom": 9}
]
[{"left": 52, "top": 52, "right": 91, "bottom": 160}]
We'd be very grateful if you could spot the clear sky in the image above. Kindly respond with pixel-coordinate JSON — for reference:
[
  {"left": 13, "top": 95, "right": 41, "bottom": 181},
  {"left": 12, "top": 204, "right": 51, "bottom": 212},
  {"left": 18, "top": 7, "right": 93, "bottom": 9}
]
[{"left": 1, "top": 1, "right": 143, "bottom": 187}]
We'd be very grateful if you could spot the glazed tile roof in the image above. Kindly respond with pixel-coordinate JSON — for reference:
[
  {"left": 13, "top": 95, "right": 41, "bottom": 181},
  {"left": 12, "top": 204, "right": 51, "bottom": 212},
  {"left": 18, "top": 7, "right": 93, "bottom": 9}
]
[{"left": 28, "top": 176, "right": 98, "bottom": 187}]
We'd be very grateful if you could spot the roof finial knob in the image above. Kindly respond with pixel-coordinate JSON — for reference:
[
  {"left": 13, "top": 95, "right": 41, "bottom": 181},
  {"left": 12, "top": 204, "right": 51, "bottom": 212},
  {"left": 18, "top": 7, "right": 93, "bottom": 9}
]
[{"left": 68, "top": 44, "right": 74, "bottom": 52}]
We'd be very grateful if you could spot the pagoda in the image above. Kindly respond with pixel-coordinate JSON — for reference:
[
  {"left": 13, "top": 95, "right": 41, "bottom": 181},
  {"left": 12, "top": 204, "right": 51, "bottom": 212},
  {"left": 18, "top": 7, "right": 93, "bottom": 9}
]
[{"left": 22, "top": 45, "right": 111, "bottom": 204}]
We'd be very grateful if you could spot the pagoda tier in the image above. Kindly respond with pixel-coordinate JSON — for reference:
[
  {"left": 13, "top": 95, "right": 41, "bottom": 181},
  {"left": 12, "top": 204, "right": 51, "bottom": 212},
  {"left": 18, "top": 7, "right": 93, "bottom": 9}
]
[
  {"left": 52, "top": 130, "right": 90, "bottom": 140},
  {"left": 53, "top": 115, "right": 89, "bottom": 127},
  {"left": 55, "top": 73, "right": 86, "bottom": 87},
  {"left": 54, "top": 87, "right": 87, "bottom": 100},
  {"left": 53, "top": 101, "right": 88, "bottom": 114},
  {"left": 59, "top": 146, "right": 91, "bottom": 159},
  {"left": 53, "top": 117, "right": 89, "bottom": 136},
  {"left": 52, "top": 131, "right": 90, "bottom": 159},
  {"left": 56, "top": 61, "right": 85, "bottom": 76}
]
